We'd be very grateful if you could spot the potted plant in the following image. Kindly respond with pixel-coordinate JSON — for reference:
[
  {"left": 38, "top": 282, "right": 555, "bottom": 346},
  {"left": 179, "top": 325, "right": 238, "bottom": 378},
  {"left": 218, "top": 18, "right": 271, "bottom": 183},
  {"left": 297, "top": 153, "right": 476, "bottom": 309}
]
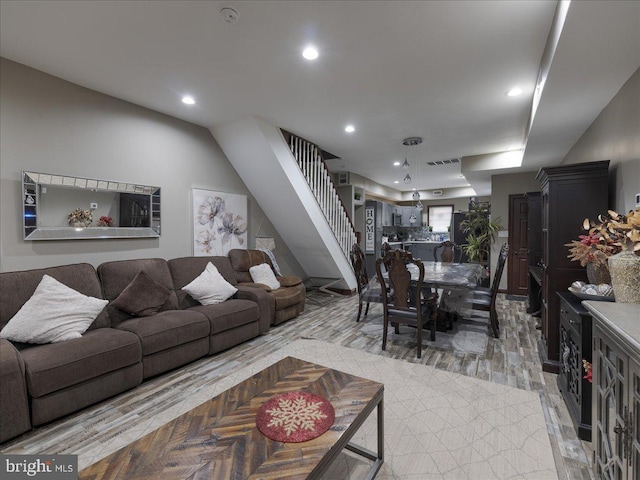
[
  {"left": 459, "top": 200, "right": 502, "bottom": 267},
  {"left": 565, "top": 230, "right": 618, "bottom": 284},
  {"left": 579, "top": 208, "right": 640, "bottom": 303}
]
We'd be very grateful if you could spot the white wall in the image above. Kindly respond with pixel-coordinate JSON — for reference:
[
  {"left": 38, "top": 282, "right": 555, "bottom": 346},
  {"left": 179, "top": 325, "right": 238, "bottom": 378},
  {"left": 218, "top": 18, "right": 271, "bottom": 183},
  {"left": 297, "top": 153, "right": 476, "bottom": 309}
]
[
  {"left": 562, "top": 68, "right": 640, "bottom": 213},
  {"left": 0, "top": 58, "right": 304, "bottom": 277}
]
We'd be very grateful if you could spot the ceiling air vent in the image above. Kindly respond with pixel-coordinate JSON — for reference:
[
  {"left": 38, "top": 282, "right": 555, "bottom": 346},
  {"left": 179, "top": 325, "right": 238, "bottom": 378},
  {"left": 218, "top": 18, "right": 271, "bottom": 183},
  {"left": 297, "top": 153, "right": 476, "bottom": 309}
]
[
  {"left": 432, "top": 189, "right": 443, "bottom": 196},
  {"left": 426, "top": 158, "right": 460, "bottom": 166}
]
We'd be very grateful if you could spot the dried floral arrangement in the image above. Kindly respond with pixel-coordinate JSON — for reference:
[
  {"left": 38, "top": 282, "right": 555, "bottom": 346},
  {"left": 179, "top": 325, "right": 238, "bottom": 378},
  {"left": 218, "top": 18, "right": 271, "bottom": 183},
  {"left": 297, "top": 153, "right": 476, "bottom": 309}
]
[
  {"left": 96, "top": 216, "right": 113, "bottom": 227},
  {"left": 565, "top": 208, "right": 640, "bottom": 266},
  {"left": 67, "top": 208, "right": 93, "bottom": 227}
]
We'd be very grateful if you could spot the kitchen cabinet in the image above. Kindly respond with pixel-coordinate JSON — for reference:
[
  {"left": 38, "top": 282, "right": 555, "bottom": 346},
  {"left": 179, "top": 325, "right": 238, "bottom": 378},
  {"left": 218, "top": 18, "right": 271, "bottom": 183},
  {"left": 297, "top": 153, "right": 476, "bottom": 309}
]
[
  {"left": 381, "top": 202, "right": 394, "bottom": 227},
  {"left": 401, "top": 206, "right": 420, "bottom": 226},
  {"left": 557, "top": 292, "right": 592, "bottom": 440},
  {"left": 535, "top": 160, "right": 608, "bottom": 373},
  {"left": 585, "top": 301, "right": 640, "bottom": 480}
]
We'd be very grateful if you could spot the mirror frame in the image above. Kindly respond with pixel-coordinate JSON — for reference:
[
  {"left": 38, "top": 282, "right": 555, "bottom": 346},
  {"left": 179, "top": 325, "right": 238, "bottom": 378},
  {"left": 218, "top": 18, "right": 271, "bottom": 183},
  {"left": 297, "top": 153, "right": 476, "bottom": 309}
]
[{"left": 22, "top": 171, "right": 161, "bottom": 240}]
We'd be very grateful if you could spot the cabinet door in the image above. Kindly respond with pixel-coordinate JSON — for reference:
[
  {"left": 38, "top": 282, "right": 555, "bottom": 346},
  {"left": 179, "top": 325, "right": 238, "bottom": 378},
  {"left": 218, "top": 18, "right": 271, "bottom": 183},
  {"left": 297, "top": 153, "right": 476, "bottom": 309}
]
[
  {"left": 631, "top": 359, "right": 640, "bottom": 479},
  {"left": 594, "top": 330, "right": 627, "bottom": 478}
]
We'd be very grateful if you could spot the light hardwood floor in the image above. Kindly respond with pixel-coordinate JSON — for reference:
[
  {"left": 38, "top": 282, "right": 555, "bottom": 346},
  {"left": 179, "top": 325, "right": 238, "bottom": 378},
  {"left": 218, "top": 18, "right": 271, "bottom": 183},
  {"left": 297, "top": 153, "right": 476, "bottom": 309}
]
[{"left": 1, "top": 289, "right": 594, "bottom": 479}]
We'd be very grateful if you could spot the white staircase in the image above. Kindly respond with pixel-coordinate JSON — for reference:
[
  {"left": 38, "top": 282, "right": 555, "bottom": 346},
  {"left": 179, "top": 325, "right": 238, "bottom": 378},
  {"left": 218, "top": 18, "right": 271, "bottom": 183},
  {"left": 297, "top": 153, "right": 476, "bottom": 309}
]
[{"left": 211, "top": 116, "right": 357, "bottom": 291}]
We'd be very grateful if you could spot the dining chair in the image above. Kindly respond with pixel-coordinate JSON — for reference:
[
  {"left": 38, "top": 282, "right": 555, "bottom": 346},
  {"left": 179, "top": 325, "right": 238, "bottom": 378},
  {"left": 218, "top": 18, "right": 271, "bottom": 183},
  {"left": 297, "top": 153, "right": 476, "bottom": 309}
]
[
  {"left": 474, "top": 243, "right": 510, "bottom": 297},
  {"left": 432, "top": 240, "right": 461, "bottom": 325},
  {"left": 433, "top": 240, "right": 461, "bottom": 263},
  {"left": 471, "top": 243, "right": 509, "bottom": 338},
  {"left": 350, "top": 243, "right": 383, "bottom": 322},
  {"left": 375, "top": 249, "right": 438, "bottom": 358}
]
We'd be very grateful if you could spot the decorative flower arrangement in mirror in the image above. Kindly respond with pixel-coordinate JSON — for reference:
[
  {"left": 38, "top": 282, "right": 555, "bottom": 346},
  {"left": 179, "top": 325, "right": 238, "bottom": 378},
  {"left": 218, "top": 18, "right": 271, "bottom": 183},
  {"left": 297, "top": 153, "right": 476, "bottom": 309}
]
[
  {"left": 96, "top": 216, "right": 113, "bottom": 227},
  {"left": 67, "top": 208, "right": 93, "bottom": 228}
]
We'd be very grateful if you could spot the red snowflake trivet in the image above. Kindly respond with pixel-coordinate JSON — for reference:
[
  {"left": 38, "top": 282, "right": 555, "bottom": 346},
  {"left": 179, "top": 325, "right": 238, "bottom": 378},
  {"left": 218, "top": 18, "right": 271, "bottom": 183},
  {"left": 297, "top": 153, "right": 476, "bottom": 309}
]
[{"left": 256, "top": 391, "right": 335, "bottom": 443}]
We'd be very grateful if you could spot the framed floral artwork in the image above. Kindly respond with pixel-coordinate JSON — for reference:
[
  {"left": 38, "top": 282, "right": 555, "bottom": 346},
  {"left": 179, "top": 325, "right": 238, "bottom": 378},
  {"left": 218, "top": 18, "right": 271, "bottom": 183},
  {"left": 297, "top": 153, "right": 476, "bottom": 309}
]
[{"left": 192, "top": 188, "right": 247, "bottom": 256}]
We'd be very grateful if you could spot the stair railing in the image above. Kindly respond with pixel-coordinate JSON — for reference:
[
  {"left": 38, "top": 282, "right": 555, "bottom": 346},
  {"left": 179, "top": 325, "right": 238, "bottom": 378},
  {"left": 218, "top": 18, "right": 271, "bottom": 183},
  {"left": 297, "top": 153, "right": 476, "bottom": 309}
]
[{"left": 284, "top": 131, "right": 357, "bottom": 261}]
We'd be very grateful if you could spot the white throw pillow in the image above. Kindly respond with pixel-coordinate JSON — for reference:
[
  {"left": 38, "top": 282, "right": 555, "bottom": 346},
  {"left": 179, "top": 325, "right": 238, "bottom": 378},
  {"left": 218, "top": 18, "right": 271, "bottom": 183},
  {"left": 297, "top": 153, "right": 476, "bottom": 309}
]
[
  {"left": 0, "top": 275, "right": 108, "bottom": 344},
  {"left": 182, "top": 262, "right": 238, "bottom": 305},
  {"left": 249, "top": 263, "right": 280, "bottom": 290}
]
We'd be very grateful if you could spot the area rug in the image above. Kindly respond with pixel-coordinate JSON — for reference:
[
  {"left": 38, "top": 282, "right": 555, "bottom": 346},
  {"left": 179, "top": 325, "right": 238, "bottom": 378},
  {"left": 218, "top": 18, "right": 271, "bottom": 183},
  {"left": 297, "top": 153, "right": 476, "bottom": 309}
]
[
  {"left": 1, "top": 339, "right": 556, "bottom": 479},
  {"left": 358, "top": 309, "right": 490, "bottom": 355}
]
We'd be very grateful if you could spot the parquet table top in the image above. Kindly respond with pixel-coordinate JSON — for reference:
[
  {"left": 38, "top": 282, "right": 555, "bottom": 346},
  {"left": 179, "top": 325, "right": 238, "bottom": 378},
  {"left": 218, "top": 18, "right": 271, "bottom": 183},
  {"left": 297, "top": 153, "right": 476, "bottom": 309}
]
[{"left": 79, "top": 356, "right": 384, "bottom": 480}]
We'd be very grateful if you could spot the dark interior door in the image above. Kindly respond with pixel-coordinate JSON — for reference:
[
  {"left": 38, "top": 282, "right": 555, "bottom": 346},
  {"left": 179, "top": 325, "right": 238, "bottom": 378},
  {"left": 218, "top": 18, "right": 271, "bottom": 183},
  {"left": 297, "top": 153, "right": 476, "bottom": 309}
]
[{"left": 507, "top": 194, "right": 529, "bottom": 295}]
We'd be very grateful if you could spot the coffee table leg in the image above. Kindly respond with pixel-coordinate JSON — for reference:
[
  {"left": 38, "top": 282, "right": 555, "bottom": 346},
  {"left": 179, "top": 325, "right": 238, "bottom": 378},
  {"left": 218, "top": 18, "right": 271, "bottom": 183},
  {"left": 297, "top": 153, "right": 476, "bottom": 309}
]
[{"left": 345, "top": 393, "right": 384, "bottom": 479}]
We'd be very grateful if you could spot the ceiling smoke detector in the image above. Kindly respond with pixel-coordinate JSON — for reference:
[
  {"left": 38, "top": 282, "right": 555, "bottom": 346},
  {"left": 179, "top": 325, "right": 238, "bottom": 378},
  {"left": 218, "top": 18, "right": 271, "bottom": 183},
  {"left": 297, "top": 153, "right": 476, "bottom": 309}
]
[{"left": 220, "top": 7, "right": 239, "bottom": 24}]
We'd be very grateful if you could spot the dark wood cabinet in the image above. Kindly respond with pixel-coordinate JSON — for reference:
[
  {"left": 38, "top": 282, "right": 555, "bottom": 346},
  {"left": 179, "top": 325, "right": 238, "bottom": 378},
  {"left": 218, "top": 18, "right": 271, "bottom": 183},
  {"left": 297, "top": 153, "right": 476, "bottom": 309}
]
[
  {"left": 526, "top": 192, "right": 542, "bottom": 316},
  {"left": 557, "top": 292, "right": 592, "bottom": 441},
  {"left": 535, "top": 160, "right": 609, "bottom": 373},
  {"left": 525, "top": 191, "right": 542, "bottom": 268}
]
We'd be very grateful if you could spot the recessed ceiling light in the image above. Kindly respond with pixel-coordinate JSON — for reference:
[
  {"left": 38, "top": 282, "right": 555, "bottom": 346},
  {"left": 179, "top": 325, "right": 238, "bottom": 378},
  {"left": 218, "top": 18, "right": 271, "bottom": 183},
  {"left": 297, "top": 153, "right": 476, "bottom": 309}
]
[
  {"left": 506, "top": 87, "right": 523, "bottom": 97},
  {"left": 394, "top": 180, "right": 399, "bottom": 184},
  {"left": 393, "top": 161, "right": 401, "bottom": 166},
  {"left": 182, "top": 95, "right": 196, "bottom": 105},
  {"left": 344, "top": 125, "right": 355, "bottom": 133},
  {"left": 302, "top": 45, "right": 319, "bottom": 60}
]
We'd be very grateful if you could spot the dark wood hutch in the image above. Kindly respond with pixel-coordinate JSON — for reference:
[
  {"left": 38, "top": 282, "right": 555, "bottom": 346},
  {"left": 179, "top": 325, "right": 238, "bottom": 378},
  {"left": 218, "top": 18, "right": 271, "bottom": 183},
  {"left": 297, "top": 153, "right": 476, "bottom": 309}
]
[{"left": 535, "top": 160, "right": 609, "bottom": 373}]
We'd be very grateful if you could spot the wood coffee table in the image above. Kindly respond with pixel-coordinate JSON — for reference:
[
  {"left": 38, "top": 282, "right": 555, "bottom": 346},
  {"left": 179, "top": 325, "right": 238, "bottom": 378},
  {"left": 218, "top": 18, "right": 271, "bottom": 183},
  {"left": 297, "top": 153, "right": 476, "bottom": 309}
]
[{"left": 79, "top": 356, "right": 384, "bottom": 479}]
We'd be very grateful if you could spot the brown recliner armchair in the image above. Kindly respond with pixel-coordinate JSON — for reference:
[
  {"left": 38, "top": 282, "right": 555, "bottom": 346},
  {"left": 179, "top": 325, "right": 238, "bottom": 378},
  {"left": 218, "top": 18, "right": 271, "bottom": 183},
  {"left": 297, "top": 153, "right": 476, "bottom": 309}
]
[{"left": 228, "top": 249, "right": 305, "bottom": 326}]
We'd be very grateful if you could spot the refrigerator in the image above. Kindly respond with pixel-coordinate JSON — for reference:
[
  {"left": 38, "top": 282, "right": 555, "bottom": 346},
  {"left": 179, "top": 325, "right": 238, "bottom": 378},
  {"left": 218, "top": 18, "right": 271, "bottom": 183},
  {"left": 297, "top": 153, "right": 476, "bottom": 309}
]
[{"left": 450, "top": 211, "right": 469, "bottom": 263}]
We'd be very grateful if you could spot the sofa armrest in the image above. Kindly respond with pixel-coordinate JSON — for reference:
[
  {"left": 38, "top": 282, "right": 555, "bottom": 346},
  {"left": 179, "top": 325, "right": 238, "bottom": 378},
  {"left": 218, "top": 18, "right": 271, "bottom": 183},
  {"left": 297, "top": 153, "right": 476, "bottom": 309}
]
[
  {"left": 238, "top": 281, "right": 272, "bottom": 292},
  {"left": 235, "top": 286, "right": 274, "bottom": 334},
  {"left": 0, "top": 339, "right": 31, "bottom": 442},
  {"left": 277, "top": 275, "right": 303, "bottom": 288}
]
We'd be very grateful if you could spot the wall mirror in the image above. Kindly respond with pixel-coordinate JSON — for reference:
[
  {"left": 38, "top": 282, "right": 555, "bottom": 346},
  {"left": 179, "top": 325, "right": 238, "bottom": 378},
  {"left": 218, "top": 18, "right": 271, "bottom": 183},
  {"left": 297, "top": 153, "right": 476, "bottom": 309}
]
[{"left": 23, "top": 171, "right": 161, "bottom": 240}]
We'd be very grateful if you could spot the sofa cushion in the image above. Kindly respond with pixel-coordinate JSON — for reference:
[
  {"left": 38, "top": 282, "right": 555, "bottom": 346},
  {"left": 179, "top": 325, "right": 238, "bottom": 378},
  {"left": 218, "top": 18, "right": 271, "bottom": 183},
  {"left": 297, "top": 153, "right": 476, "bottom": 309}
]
[
  {"left": 98, "top": 259, "right": 180, "bottom": 325},
  {"left": 249, "top": 263, "right": 280, "bottom": 290},
  {"left": 115, "top": 310, "right": 209, "bottom": 356},
  {"left": 19, "top": 328, "right": 141, "bottom": 398},
  {"left": 168, "top": 256, "right": 238, "bottom": 309},
  {"left": 0, "top": 263, "right": 110, "bottom": 331},
  {"left": 228, "top": 249, "right": 275, "bottom": 284},
  {"left": 0, "top": 275, "right": 108, "bottom": 344},
  {"left": 111, "top": 271, "right": 170, "bottom": 317},
  {"left": 182, "top": 262, "right": 237, "bottom": 305},
  {"left": 186, "top": 299, "right": 259, "bottom": 334}
]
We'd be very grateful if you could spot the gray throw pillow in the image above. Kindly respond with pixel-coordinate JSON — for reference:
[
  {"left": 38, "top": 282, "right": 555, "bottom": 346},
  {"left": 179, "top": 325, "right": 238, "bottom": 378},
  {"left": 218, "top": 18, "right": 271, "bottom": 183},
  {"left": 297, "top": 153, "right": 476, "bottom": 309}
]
[{"left": 111, "top": 271, "right": 171, "bottom": 317}]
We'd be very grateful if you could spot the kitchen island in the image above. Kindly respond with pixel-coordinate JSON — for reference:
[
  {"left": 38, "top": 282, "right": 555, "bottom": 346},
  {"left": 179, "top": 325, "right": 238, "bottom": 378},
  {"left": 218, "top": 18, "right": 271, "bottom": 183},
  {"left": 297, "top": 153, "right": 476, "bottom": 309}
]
[{"left": 387, "top": 241, "right": 442, "bottom": 262}]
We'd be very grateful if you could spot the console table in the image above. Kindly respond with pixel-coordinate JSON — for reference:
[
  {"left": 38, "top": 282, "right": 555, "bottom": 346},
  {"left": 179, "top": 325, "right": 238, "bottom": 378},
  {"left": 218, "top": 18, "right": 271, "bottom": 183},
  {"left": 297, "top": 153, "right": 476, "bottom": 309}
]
[
  {"left": 557, "top": 292, "right": 592, "bottom": 441},
  {"left": 585, "top": 301, "right": 640, "bottom": 479}
]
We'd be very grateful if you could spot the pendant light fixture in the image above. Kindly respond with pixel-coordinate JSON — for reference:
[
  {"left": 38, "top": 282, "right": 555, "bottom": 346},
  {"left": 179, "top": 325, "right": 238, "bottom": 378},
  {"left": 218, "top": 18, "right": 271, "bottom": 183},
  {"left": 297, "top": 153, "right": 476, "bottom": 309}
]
[{"left": 401, "top": 136, "right": 422, "bottom": 189}]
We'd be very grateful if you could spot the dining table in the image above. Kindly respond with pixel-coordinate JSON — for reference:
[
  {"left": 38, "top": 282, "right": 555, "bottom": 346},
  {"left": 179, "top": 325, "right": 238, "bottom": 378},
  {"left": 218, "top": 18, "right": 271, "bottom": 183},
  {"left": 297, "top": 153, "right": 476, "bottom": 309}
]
[{"left": 385, "top": 261, "right": 488, "bottom": 330}]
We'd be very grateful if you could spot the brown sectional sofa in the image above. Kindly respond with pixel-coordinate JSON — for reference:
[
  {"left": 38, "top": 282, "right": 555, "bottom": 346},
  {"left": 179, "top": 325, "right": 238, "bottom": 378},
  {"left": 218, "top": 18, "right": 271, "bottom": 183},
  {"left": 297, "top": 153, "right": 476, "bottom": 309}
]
[
  {"left": 0, "top": 263, "right": 144, "bottom": 431},
  {"left": 0, "top": 254, "right": 304, "bottom": 444}
]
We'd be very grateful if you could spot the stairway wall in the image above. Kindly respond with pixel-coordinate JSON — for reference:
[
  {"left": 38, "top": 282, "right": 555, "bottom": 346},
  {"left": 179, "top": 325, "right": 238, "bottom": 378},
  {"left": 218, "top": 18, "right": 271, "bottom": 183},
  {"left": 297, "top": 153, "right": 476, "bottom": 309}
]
[{"left": 211, "top": 116, "right": 356, "bottom": 290}]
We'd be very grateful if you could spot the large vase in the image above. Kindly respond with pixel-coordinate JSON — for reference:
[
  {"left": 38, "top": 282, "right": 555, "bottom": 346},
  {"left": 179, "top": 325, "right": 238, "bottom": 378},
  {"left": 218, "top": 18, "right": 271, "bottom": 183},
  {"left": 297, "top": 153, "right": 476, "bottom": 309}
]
[
  {"left": 586, "top": 262, "right": 611, "bottom": 285},
  {"left": 608, "top": 250, "right": 640, "bottom": 303}
]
